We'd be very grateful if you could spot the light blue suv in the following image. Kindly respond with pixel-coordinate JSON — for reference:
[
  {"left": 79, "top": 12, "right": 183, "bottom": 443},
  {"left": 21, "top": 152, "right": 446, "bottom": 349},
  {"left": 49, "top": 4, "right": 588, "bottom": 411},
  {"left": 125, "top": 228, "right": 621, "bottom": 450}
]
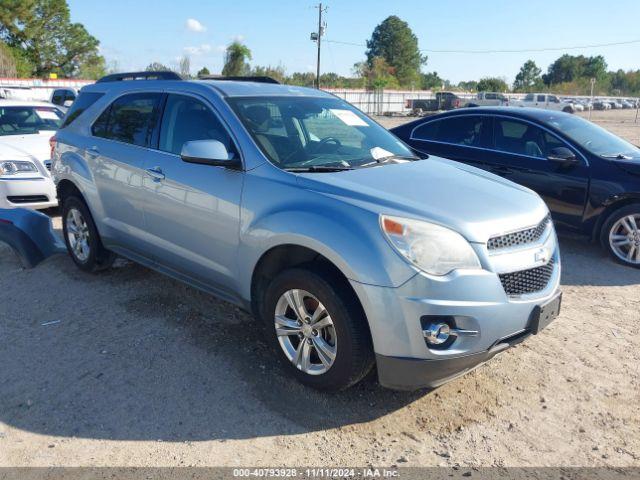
[{"left": 52, "top": 72, "right": 562, "bottom": 391}]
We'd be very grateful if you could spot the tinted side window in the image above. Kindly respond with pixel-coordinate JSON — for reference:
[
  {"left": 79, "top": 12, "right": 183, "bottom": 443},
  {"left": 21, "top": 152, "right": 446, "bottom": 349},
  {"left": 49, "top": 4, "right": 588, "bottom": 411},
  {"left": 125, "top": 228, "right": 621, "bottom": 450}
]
[
  {"left": 494, "top": 118, "right": 547, "bottom": 159},
  {"left": 159, "top": 94, "right": 235, "bottom": 156},
  {"left": 412, "top": 120, "right": 440, "bottom": 141},
  {"left": 524, "top": 94, "right": 534, "bottom": 101},
  {"left": 94, "top": 93, "right": 162, "bottom": 147},
  {"left": 537, "top": 95, "right": 546, "bottom": 102},
  {"left": 61, "top": 92, "right": 104, "bottom": 128},
  {"left": 437, "top": 116, "right": 484, "bottom": 146}
]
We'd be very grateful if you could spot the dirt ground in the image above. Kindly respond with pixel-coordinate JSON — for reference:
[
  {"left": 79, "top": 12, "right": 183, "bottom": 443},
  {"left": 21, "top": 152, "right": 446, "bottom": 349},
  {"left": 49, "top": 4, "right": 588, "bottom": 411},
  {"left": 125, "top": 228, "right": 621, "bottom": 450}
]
[{"left": 0, "top": 109, "right": 639, "bottom": 468}]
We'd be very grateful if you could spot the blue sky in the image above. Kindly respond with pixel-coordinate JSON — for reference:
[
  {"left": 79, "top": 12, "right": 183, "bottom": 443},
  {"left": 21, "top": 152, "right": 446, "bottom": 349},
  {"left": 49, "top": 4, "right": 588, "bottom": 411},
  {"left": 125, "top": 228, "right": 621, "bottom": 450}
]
[{"left": 68, "top": 0, "right": 640, "bottom": 84}]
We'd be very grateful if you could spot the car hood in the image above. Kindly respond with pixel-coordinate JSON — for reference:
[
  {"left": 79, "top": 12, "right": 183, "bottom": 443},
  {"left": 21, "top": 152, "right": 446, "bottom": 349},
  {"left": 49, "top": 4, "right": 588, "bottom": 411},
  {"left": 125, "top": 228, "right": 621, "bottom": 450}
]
[
  {"left": 296, "top": 157, "right": 548, "bottom": 244},
  {"left": 0, "top": 132, "right": 54, "bottom": 166},
  {"left": 611, "top": 157, "right": 640, "bottom": 177}
]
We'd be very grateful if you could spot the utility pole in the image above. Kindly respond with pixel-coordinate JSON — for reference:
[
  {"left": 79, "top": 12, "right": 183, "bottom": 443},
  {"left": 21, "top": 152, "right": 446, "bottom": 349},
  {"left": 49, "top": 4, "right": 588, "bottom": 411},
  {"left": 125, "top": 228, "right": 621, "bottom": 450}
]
[
  {"left": 311, "top": 3, "right": 327, "bottom": 89},
  {"left": 589, "top": 77, "right": 595, "bottom": 121}
]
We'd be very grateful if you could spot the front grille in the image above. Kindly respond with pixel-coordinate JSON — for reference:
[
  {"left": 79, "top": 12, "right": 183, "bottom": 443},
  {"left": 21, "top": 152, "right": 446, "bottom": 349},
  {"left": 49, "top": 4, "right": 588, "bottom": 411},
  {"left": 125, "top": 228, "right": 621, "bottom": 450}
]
[
  {"left": 488, "top": 215, "right": 551, "bottom": 251},
  {"left": 499, "top": 258, "right": 555, "bottom": 296},
  {"left": 7, "top": 195, "right": 49, "bottom": 204}
]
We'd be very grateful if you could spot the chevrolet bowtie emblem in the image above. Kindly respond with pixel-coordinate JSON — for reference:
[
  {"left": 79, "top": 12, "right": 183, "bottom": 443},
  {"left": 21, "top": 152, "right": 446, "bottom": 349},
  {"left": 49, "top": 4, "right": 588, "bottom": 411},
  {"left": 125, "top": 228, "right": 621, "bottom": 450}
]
[{"left": 534, "top": 248, "right": 549, "bottom": 263}]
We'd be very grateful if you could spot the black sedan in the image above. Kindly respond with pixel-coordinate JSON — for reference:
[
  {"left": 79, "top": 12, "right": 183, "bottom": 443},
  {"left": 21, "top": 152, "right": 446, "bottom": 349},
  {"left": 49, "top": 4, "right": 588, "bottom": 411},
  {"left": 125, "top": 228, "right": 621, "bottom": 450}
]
[{"left": 391, "top": 107, "right": 640, "bottom": 268}]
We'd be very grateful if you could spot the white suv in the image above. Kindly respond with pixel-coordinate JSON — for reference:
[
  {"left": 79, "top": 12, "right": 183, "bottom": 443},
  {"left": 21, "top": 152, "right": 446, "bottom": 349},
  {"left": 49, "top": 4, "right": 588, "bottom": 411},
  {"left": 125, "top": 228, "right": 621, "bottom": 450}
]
[
  {"left": 0, "top": 100, "right": 62, "bottom": 209},
  {"left": 514, "top": 93, "right": 575, "bottom": 113}
]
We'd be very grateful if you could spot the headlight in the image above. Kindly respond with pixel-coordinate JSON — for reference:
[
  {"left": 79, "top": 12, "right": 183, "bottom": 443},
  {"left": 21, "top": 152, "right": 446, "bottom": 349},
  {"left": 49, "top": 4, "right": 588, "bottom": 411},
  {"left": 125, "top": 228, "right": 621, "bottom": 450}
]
[
  {"left": 380, "top": 215, "right": 481, "bottom": 276},
  {"left": 0, "top": 160, "right": 38, "bottom": 176}
]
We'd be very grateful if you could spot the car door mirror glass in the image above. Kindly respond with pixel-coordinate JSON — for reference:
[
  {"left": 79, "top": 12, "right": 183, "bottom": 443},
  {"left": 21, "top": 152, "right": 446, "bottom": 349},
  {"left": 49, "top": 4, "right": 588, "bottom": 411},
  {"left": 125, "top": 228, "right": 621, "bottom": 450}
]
[{"left": 180, "top": 140, "right": 240, "bottom": 168}]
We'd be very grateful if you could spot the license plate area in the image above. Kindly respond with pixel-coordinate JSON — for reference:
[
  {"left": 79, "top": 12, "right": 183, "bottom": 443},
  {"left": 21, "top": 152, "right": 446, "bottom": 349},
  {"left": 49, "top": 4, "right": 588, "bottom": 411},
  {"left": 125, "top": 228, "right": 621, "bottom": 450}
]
[{"left": 529, "top": 292, "right": 562, "bottom": 334}]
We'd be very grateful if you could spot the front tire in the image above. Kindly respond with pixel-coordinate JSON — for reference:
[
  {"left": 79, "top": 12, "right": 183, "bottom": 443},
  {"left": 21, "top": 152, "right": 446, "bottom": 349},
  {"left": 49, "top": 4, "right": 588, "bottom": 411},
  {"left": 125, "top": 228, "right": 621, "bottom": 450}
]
[
  {"left": 600, "top": 204, "right": 640, "bottom": 268},
  {"left": 62, "top": 196, "right": 115, "bottom": 272},
  {"left": 262, "top": 268, "right": 374, "bottom": 390}
]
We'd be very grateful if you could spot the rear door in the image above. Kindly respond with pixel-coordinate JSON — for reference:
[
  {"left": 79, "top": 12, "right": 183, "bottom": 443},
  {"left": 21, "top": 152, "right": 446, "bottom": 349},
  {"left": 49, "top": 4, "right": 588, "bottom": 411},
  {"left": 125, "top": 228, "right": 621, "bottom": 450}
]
[
  {"left": 483, "top": 115, "right": 590, "bottom": 229},
  {"left": 406, "top": 114, "right": 493, "bottom": 169},
  {"left": 88, "top": 91, "right": 163, "bottom": 255},
  {"left": 139, "top": 93, "right": 244, "bottom": 293}
]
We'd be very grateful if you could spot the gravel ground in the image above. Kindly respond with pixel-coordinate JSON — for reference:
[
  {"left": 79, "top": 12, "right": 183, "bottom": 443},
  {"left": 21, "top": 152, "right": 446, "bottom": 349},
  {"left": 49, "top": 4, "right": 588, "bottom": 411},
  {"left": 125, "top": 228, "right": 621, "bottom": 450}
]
[{"left": 0, "top": 110, "right": 638, "bottom": 468}]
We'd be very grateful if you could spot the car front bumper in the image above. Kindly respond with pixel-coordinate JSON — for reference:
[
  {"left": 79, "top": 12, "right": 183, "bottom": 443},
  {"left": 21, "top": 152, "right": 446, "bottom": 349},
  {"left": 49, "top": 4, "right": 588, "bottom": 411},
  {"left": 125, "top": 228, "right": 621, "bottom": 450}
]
[
  {"left": 350, "top": 239, "right": 561, "bottom": 390},
  {"left": 0, "top": 176, "right": 58, "bottom": 210}
]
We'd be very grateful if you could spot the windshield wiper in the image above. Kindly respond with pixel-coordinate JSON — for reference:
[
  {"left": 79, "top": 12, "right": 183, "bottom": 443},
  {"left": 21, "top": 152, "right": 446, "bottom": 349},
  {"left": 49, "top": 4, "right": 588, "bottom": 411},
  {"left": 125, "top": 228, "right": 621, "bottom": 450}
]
[
  {"left": 358, "top": 154, "right": 422, "bottom": 168},
  {"left": 284, "top": 165, "right": 353, "bottom": 172},
  {"left": 601, "top": 153, "right": 634, "bottom": 160}
]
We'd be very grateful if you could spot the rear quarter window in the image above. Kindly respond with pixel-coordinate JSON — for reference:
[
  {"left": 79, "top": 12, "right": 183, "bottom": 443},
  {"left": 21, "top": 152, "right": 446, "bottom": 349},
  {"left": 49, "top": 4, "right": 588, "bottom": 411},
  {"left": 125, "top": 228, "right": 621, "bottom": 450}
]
[{"left": 60, "top": 92, "right": 104, "bottom": 128}]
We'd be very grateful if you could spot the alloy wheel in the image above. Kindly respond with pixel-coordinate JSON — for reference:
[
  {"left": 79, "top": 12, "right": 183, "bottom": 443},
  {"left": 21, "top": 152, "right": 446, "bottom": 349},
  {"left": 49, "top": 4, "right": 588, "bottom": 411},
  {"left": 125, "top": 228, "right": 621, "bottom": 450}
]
[
  {"left": 609, "top": 214, "right": 640, "bottom": 265},
  {"left": 274, "top": 289, "right": 337, "bottom": 375},
  {"left": 66, "top": 207, "right": 91, "bottom": 262}
]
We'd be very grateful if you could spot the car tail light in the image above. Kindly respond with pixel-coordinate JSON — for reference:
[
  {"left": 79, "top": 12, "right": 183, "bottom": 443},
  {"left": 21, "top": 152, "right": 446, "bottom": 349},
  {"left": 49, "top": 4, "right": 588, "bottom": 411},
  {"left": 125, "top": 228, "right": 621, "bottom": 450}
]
[
  {"left": 454, "top": 99, "right": 460, "bottom": 108},
  {"left": 49, "top": 135, "right": 57, "bottom": 160},
  {"left": 405, "top": 99, "right": 410, "bottom": 108}
]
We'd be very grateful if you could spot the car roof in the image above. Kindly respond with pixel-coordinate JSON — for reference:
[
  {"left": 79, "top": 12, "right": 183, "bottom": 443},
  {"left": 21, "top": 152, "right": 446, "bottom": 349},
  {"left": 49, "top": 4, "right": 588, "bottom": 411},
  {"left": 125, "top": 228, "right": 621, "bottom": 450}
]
[
  {"left": 390, "top": 106, "right": 576, "bottom": 134},
  {"left": 423, "top": 106, "right": 572, "bottom": 121},
  {"left": 0, "top": 99, "right": 59, "bottom": 108},
  {"left": 81, "top": 79, "right": 333, "bottom": 99}
]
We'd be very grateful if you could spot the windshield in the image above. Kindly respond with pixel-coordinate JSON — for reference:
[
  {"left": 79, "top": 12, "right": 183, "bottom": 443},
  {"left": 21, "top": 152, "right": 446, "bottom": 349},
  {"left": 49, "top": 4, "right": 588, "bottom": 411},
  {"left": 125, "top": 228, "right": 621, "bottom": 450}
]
[
  {"left": 546, "top": 114, "right": 640, "bottom": 158},
  {"left": 0, "top": 106, "right": 63, "bottom": 136},
  {"left": 226, "top": 96, "right": 414, "bottom": 170}
]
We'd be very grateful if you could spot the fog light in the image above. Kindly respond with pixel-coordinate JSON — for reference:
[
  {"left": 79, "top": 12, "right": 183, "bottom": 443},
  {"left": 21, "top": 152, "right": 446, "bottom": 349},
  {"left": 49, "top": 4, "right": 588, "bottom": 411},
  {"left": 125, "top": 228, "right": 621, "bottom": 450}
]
[{"left": 424, "top": 322, "right": 451, "bottom": 345}]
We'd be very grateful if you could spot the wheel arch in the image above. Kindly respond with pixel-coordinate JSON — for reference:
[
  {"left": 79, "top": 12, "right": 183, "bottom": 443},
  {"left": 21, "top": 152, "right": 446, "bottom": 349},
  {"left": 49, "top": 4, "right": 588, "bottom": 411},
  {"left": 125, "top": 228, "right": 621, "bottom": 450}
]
[{"left": 592, "top": 195, "right": 640, "bottom": 242}]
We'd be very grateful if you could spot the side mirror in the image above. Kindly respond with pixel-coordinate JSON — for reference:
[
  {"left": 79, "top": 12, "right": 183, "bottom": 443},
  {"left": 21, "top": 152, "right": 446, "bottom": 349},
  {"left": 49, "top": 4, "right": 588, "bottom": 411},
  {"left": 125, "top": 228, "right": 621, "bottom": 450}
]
[
  {"left": 547, "top": 147, "right": 578, "bottom": 167},
  {"left": 180, "top": 140, "right": 241, "bottom": 169}
]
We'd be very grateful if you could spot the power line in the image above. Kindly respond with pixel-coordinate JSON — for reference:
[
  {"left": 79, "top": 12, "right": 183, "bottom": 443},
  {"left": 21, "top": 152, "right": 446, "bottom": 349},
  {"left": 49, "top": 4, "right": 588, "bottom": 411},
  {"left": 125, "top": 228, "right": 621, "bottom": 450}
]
[{"left": 324, "top": 38, "right": 640, "bottom": 54}]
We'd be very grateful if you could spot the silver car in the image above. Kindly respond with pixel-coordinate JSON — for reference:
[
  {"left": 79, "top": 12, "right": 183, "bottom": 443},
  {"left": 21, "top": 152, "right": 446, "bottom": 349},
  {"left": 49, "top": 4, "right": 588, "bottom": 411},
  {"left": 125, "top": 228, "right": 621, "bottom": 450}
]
[{"left": 52, "top": 72, "right": 562, "bottom": 391}]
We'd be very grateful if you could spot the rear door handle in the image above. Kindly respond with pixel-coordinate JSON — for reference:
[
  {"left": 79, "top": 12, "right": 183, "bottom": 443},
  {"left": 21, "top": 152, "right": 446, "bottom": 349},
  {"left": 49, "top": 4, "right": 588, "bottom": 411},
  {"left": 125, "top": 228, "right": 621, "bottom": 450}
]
[
  {"left": 146, "top": 166, "right": 165, "bottom": 181},
  {"left": 86, "top": 146, "right": 100, "bottom": 158}
]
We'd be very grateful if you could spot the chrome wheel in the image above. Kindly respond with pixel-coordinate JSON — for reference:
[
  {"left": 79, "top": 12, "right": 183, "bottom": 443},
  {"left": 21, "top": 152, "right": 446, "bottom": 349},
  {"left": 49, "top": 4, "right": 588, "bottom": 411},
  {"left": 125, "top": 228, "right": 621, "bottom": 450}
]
[
  {"left": 274, "top": 289, "right": 337, "bottom": 375},
  {"left": 66, "top": 207, "right": 91, "bottom": 262},
  {"left": 609, "top": 214, "right": 640, "bottom": 265}
]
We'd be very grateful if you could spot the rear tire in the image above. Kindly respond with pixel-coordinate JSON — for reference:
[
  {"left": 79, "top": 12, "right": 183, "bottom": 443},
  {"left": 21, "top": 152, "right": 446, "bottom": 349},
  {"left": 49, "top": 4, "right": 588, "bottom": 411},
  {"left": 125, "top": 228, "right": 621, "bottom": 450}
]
[
  {"left": 262, "top": 267, "right": 374, "bottom": 391},
  {"left": 600, "top": 204, "right": 640, "bottom": 268},
  {"left": 62, "top": 196, "right": 115, "bottom": 272}
]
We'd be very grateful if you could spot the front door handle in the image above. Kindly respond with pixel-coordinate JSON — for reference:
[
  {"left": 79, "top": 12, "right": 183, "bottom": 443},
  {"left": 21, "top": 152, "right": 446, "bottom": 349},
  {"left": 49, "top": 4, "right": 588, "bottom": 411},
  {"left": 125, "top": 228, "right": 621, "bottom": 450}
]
[
  {"left": 86, "top": 146, "right": 100, "bottom": 158},
  {"left": 146, "top": 166, "right": 165, "bottom": 181}
]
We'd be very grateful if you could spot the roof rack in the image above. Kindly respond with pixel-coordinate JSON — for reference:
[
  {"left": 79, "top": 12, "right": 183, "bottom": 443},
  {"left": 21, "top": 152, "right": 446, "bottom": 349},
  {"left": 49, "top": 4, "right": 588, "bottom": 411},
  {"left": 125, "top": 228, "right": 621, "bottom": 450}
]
[
  {"left": 199, "top": 75, "right": 280, "bottom": 84},
  {"left": 96, "top": 71, "right": 183, "bottom": 83}
]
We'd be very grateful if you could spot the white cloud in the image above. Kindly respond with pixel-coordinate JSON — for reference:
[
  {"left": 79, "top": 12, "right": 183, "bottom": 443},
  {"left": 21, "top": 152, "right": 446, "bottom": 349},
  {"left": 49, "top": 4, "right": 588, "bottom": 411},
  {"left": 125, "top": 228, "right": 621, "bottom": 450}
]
[{"left": 185, "top": 18, "right": 206, "bottom": 33}]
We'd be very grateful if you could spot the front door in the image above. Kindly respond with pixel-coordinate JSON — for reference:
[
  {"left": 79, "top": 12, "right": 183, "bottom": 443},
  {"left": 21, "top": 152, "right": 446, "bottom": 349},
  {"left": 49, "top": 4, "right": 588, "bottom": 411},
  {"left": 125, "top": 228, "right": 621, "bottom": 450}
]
[
  {"left": 484, "top": 116, "right": 590, "bottom": 230},
  {"left": 140, "top": 93, "right": 244, "bottom": 294}
]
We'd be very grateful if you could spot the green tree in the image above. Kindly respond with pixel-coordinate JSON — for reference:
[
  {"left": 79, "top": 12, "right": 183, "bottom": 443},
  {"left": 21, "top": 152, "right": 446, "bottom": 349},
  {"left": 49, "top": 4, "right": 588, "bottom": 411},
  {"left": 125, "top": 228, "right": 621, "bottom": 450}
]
[
  {"left": 222, "top": 41, "right": 251, "bottom": 77},
  {"left": 252, "top": 64, "right": 286, "bottom": 83},
  {"left": 355, "top": 57, "right": 399, "bottom": 90},
  {"left": 457, "top": 80, "right": 478, "bottom": 92},
  {"left": 365, "top": 16, "right": 425, "bottom": 87},
  {"left": 421, "top": 71, "right": 446, "bottom": 90},
  {"left": 287, "top": 71, "right": 316, "bottom": 87},
  {"left": 0, "top": 42, "right": 16, "bottom": 77},
  {"left": 477, "top": 77, "right": 509, "bottom": 92},
  {"left": 513, "top": 60, "right": 542, "bottom": 92},
  {"left": 0, "top": 0, "right": 104, "bottom": 78},
  {"left": 196, "top": 66, "right": 210, "bottom": 77},
  {"left": 543, "top": 54, "right": 608, "bottom": 86}
]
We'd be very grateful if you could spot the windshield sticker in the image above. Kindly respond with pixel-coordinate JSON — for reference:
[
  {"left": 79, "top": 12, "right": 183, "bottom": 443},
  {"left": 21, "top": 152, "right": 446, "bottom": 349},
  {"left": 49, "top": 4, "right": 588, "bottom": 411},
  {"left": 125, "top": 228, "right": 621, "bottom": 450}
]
[
  {"left": 370, "top": 146, "right": 394, "bottom": 160},
  {"left": 34, "top": 109, "right": 59, "bottom": 120},
  {"left": 329, "top": 109, "right": 369, "bottom": 127}
]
